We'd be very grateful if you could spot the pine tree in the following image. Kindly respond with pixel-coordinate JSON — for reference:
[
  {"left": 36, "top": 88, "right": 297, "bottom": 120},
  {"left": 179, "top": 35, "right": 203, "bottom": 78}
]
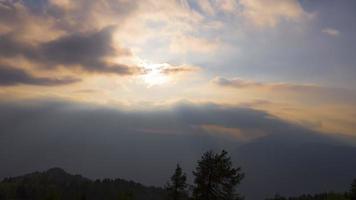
[
  {"left": 351, "top": 179, "right": 356, "bottom": 200},
  {"left": 166, "top": 164, "right": 188, "bottom": 200},
  {"left": 192, "top": 150, "right": 244, "bottom": 200}
]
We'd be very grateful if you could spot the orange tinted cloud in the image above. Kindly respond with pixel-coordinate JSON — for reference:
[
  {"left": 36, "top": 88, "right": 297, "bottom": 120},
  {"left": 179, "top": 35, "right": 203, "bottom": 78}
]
[{"left": 239, "top": 0, "right": 308, "bottom": 27}]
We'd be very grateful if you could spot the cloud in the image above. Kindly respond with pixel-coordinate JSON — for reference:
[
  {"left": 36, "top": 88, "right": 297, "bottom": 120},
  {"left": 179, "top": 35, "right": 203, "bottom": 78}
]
[
  {"left": 0, "top": 34, "right": 33, "bottom": 58},
  {"left": 212, "top": 76, "right": 319, "bottom": 91},
  {"left": 39, "top": 27, "right": 140, "bottom": 75},
  {"left": 169, "top": 34, "right": 220, "bottom": 54},
  {"left": 0, "top": 0, "right": 144, "bottom": 78},
  {"left": 0, "top": 99, "right": 328, "bottom": 145},
  {"left": 213, "top": 76, "right": 263, "bottom": 88},
  {"left": 322, "top": 28, "right": 340, "bottom": 36},
  {"left": 161, "top": 64, "right": 200, "bottom": 75},
  {"left": 216, "top": 0, "right": 238, "bottom": 13},
  {"left": 195, "top": 0, "right": 237, "bottom": 15},
  {"left": 0, "top": 0, "right": 64, "bottom": 43},
  {"left": 46, "top": 0, "right": 139, "bottom": 32},
  {"left": 0, "top": 65, "right": 80, "bottom": 86},
  {"left": 238, "top": 0, "right": 307, "bottom": 27},
  {"left": 196, "top": 0, "right": 216, "bottom": 15},
  {"left": 0, "top": 1, "right": 24, "bottom": 30},
  {"left": 212, "top": 76, "right": 356, "bottom": 103},
  {"left": 0, "top": 27, "right": 142, "bottom": 75},
  {"left": 212, "top": 76, "right": 356, "bottom": 136}
]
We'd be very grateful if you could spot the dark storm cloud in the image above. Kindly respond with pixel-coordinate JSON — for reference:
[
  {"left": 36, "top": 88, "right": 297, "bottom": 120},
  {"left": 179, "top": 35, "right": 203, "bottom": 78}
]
[
  {"left": 40, "top": 27, "right": 117, "bottom": 64},
  {"left": 0, "top": 100, "right": 355, "bottom": 199},
  {"left": 0, "top": 27, "right": 141, "bottom": 75},
  {"left": 39, "top": 26, "right": 139, "bottom": 75},
  {"left": 0, "top": 65, "right": 80, "bottom": 86}
]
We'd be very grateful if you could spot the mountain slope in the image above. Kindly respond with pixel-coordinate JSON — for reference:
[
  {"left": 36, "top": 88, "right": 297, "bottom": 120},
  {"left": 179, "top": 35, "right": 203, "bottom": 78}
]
[{"left": 0, "top": 168, "right": 166, "bottom": 200}]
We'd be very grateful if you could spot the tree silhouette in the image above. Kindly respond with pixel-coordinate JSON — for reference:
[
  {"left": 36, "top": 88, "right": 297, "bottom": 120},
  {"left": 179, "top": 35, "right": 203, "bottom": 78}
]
[
  {"left": 192, "top": 150, "right": 244, "bottom": 200},
  {"left": 165, "top": 164, "right": 188, "bottom": 200},
  {"left": 351, "top": 179, "right": 356, "bottom": 200}
]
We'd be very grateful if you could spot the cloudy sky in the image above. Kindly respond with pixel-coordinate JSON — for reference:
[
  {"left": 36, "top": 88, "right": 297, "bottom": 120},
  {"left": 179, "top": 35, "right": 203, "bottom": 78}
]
[
  {"left": 1, "top": 0, "right": 356, "bottom": 136},
  {"left": 1, "top": 0, "right": 356, "bottom": 198}
]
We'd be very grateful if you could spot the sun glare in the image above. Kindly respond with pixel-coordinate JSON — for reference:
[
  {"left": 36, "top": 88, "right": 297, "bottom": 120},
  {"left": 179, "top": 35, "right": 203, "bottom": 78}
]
[{"left": 141, "top": 62, "right": 170, "bottom": 87}]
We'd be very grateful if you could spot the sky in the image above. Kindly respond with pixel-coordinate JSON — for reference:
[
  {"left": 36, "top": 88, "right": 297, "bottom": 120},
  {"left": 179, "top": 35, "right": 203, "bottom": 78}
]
[
  {"left": 1, "top": 0, "right": 356, "bottom": 136},
  {"left": 0, "top": 0, "right": 356, "bottom": 199}
]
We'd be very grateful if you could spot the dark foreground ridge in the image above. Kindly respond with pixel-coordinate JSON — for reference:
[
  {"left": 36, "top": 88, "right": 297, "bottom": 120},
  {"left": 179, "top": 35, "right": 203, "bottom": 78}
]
[
  {"left": 0, "top": 167, "right": 166, "bottom": 200},
  {"left": 0, "top": 167, "right": 355, "bottom": 200}
]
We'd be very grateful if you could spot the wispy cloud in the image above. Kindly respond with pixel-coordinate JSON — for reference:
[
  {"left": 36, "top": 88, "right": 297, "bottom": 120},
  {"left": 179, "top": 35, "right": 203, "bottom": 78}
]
[
  {"left": 212, "top": 76, "right": 356, "bottom": 103},
  {"left": 322, "top": 28, "right": 340, "bottom": 36},
  {"left": 212, "top": 76, "right": 317, "bottom": 91},
  {"left": 161, "top": 64, "right": 200, "bottom": 75}
]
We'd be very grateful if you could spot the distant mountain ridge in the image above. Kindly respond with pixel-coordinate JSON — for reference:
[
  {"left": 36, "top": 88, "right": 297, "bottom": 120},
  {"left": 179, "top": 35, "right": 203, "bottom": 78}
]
[{"left": 0, "top": 167, "right": 166, "bottom": 200}]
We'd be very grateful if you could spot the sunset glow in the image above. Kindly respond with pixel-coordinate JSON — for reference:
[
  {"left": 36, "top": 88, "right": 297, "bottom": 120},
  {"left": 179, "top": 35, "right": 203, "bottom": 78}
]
[{"left": 141, "top": 62, "right": 171, "bottom": 87}]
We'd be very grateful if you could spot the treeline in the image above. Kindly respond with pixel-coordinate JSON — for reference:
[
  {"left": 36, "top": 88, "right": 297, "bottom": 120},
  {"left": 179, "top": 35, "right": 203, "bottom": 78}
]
[
  {"left": 0, "top": 168, "right": 165, "bottom": 200},
  {"left": 0, "top": 150, "right": 243, "bottom": 200},
  {"left": 0, "top": 150, "right": 355, "bottom": 200},
  {"left": 164, "top": 151, "right": 356, "bottom": 200},
  {"left": 265, "top": 178, "right": 356, "bottom": 200},
  {"left": 266, "top": 191, "right": 354, "bottom": 200}
]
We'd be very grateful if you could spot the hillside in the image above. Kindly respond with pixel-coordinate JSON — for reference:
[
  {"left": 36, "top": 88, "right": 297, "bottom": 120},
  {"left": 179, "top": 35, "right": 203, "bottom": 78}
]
[{"left": 0, "top": 168, "right": 166, "bottom": 200}]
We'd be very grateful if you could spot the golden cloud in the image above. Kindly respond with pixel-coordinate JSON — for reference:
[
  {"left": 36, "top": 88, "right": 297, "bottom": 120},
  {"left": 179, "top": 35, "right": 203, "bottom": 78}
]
[{"left": 239, "top": 0, "right": 308, "bottom": 27}]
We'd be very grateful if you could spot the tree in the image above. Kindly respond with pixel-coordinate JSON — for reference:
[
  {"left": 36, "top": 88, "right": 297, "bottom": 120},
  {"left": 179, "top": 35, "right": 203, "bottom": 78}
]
[
  {"left": 351, "top": 179, "right": 356, "bottom": 200},
  {"left": 165, "top": 164, "right": 188, "bottom": 200},
  {"left": 192, "top": 150, "right": 244, "bottom": 200}
]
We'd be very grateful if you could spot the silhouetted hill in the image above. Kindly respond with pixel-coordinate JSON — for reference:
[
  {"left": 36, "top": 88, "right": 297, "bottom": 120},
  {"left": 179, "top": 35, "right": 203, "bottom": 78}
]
[{"left": 0, "top": 168, "right": 166, "bottom": 200}]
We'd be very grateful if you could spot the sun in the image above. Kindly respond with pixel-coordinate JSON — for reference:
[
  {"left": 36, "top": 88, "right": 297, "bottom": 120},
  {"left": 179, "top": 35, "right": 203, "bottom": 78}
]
[{"left": 141, "top": 62, "right": 170, "bottom": 87}]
